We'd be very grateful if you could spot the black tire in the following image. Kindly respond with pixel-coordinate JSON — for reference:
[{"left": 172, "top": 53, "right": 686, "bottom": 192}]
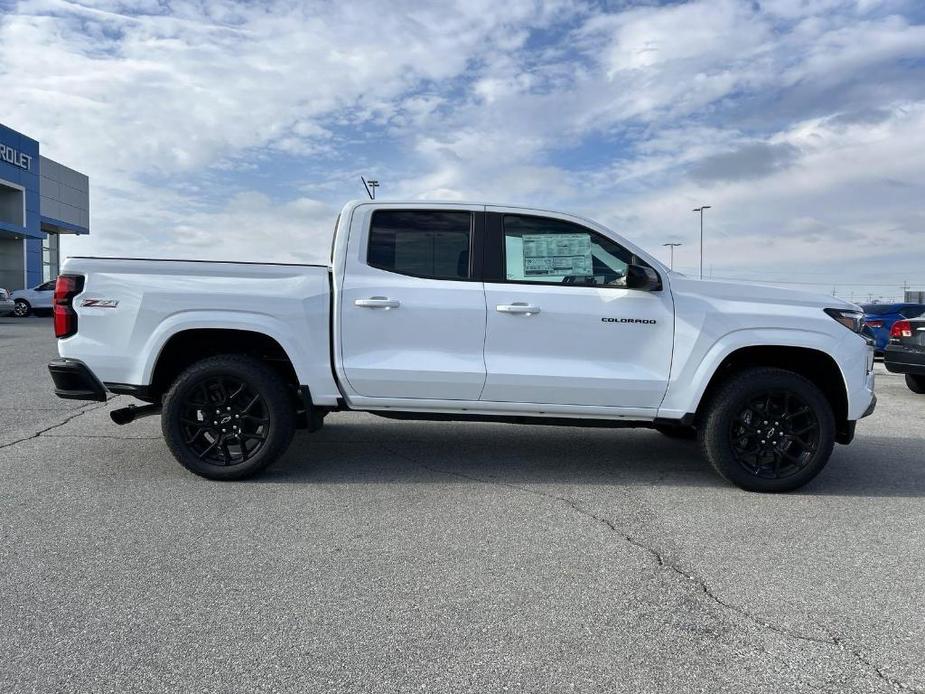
[
  {"left": 906, "top": 374, "right": 925, "bottom": 394},
  {"left": 13, "top": 299, "right": 31, "bottom": 317},
  {"left": 699, "top": 368, "right": 835, "bottom": 493},
  {"left": 653, "top": 423, "right": 697, "bottom": 440},
  {"left": 161, "top": 354, "right": 295, "bottom": 480}
]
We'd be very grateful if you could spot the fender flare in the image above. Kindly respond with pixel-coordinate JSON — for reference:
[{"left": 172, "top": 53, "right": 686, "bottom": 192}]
[
  {"left": 662, "top": 327, "right": 851, "bottom": 417},
  {"left": 140, "top": 310, "right": 310, "bottom": 386}
]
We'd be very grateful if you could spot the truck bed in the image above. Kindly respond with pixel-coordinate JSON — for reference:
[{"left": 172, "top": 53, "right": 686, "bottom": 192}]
[{"left": 57, "top": 256, "right": 341, "bottom": 405}]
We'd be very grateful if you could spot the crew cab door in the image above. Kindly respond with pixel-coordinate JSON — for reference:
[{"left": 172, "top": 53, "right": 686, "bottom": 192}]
[
  {"left": 480, "top": 209, "right": 674, "bottom": 411},
  {"left": 337, "top": 204, "right": 487, "bottom": 400}
]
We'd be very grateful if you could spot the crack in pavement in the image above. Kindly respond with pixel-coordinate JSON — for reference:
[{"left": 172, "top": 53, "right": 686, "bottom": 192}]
[
  {"left": 379, "top": 445, "right": 920, "bottom": 693},
  {"left": 0, "top": 400, "right": 113, "bottom": 452}
]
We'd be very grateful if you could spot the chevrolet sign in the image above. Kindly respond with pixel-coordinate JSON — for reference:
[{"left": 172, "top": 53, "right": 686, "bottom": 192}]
[{"left": 0, "top": 144, "right": 32, "bottom": 171}]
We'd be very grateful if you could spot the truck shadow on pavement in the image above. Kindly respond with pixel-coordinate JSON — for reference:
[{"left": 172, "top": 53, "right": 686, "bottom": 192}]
[{"left": 259, "top": 416, "right": 925, "bottom": 497}]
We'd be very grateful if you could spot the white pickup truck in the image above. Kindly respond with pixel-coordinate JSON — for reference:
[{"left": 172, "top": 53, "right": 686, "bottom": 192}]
[{"left": 48, "top": 200, "right": 876, "bottom": 492}]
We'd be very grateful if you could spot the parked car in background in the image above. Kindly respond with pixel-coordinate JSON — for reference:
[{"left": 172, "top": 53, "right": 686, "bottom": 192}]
[
  {"left": 10, "top": 280, "right": 57, "bottom": 317},
  {"left": 884, "top": 316, "right": 925, "bottom": 394},
  {"left": 861, "top": 303, "right": 925, "bottom": 354},
  {"left": 0, "top": 288, "right": 14, "bottom": 316}
]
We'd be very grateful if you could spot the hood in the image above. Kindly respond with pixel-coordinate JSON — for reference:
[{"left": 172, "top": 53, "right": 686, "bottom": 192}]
[{"left": 669, "top": 275, "right": 859, "bottom": 311}]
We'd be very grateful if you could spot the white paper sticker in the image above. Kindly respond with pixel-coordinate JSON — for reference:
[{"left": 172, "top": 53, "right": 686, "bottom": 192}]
[{"left": 522, "top": 233, "right": 593, "bottom": 277}]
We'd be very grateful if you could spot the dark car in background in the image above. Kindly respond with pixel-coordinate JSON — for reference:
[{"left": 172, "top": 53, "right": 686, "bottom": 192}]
[
  {"left": 861, "top": 303, "right": 925, "bottom": 354},
  {"left": 884, "top": 316, "right": 925, "bottom": 394}
]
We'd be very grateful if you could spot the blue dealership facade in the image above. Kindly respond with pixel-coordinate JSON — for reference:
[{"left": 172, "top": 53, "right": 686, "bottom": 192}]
[{"left": 0, "top": 122, "right": 90, "bottom": 291}]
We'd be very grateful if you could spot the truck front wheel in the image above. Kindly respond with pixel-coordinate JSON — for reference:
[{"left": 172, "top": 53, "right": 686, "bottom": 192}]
[
  {"left": 699, "top": 368, "right": 835, "bottom": 493},
  {"left": 161, "top": 354, "right": 295, "bottom": 480}
]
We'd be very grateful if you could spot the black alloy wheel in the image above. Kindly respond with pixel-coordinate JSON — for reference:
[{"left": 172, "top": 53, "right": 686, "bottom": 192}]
[
  {"left": 699, "top": 367, "right": 835, "bottom": 493},
  {"left": 162, "top": 354, "right": 295, "bottom": 480},
  {"left": 179, "top": 376, "right": 270, "bottom": 466},
  {"left": 729, "top": 391, "right": 820, "bottom": 480}
]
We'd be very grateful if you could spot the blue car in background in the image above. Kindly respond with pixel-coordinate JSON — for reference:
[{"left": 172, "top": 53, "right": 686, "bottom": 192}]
[{"left": 861, "top": 303, "right": 925, "bottom": 353}]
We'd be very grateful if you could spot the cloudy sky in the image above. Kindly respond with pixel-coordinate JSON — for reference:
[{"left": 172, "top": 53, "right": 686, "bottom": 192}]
[{"left": 2, "top": 0, "right": 924, "bottom": 301}]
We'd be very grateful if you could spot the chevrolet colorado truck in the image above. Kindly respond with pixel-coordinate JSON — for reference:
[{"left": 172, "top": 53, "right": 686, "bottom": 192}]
[{"left": 48, "top": 201, "right": 876, "bottom": 492}]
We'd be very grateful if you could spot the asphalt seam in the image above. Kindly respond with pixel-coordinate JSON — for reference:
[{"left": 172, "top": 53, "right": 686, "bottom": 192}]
[
  {"left": 0, "top": 400, "right": 113, "bottom": 452},
  {"left": 381, "top": 446, "right": 919, "bottom": 694}
]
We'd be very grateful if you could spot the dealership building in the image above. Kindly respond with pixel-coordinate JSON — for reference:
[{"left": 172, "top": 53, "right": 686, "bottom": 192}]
[{"left": 0, "top": 123, "right": 90, "bottom": 291}]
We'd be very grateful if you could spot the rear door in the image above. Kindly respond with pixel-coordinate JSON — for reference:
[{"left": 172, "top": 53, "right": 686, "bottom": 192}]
[
  {"left": 480, "top": 209, "right": 674, "bottom": 411},
  {"left": 337, "top": 205, "right": 487, "bottom": 400}
]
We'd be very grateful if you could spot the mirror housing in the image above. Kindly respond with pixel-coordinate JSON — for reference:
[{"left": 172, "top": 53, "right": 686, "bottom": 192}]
[{"left": 625, "top": 264, "right": 661, "bottom": 291}]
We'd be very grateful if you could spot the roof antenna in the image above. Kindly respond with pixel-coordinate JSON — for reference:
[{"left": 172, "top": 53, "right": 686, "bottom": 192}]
[{"left": 361, "top": 176, "right": 379, "bottom": 200}]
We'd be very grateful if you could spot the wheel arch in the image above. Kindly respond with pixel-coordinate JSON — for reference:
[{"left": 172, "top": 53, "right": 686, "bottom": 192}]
[
  {"left": 148, "top": 327, "right": 301, "bottom": 401},
  {"left": 694, "top": 345, "right": 851, "bottom": 442}
]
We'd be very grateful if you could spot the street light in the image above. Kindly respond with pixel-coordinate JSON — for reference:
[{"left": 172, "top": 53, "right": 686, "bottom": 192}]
[
  {"left": 662, "top": 242, "right": 682, "bottom": 270},
  {"left": 692, "top": 205, "right": 711, "bottom": 279}
]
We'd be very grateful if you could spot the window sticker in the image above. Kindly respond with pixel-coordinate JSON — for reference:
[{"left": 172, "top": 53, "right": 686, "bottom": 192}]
[{"left": 522, "top": 233, "right": 593, "bottom": 277}]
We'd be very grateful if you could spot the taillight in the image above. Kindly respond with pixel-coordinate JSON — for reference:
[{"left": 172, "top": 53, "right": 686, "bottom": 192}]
[
  {"left": 864, "top": 320, "right": 884, "bottom": 328},
  {"left": 890, "top": 320, "right": 912, "bottom": 339},
  {"left": 54, "top": 274, "right": 84, "bottom": 338}
]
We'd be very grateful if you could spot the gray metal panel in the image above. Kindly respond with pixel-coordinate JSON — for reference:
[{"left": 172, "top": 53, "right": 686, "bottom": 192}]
[
  {"left": 58, "top": 203, "right": 82, "bottom": 226},
  {"left": 38, "top": 156, "right": 89, "bottom": 231},
  {"left": 40, "top": 197, "right": 61, "bottom": 220}
]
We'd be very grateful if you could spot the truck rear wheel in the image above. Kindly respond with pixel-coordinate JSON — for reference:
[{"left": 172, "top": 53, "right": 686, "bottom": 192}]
[
  {"left": 161, "top": 354, "right": 295, "bottom": 480},
  {"left": 905, "top": 374, "right": 925, "bottom": 394},
  {"left": 699, "top": 368, "right": 835, "bottom": 493}
]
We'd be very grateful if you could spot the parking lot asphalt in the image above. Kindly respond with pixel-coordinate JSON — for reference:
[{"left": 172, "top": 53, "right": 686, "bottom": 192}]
[{"left": 1, "top": 316, "right": 923, "bottom": 693}]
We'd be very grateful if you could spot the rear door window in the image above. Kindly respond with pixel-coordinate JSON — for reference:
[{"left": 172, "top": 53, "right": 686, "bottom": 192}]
[{"left": 368, "top": 210, "right": 472, "bottom": 280}]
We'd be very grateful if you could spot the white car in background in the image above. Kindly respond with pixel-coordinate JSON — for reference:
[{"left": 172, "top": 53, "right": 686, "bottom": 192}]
[
  {"left": 11, "top": 280, "right": 56, "bottom": 317},
  {"left": 0, "top": 288, "right": 14, "bottom": 316}
]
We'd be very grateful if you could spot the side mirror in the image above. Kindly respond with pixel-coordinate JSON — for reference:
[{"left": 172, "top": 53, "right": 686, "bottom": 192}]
[{"left": 625, "top": 264, "right": 661, "bottom": 291}]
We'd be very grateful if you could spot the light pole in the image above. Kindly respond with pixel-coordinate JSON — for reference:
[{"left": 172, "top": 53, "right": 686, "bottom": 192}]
[
  {"left": 692, "top": 205, "right": 711, "bottom": 279},
  {"left": 662, "top": 242, "right": 682, "bottom": 270}
]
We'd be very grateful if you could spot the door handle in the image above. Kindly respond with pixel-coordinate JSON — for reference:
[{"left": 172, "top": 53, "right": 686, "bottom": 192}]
[
  {"left": 496, "top": 302, "right": 541, "bottom": 315},
  {"left": 355, "top": 297, "right": 400, "bottom": 309}
]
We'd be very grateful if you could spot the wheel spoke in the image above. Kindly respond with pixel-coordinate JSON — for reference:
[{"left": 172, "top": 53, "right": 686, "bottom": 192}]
[
  {"left": 220, "top": 440, "right": 232, "bottom": 465},
  {"left": 184, "top": 427, "right": 206, "bottom": 445},
  {"left": 243, "top": 395, "right": 261, "bottom": 413},
  {"left": 197, "top": 438, "right": 220, "bottom": 459},
  {"left": 229, "top": 382, "right": 246, "bottom": 402},
  {"left": 240, "top": 432, "right": 267, "bottom": 442}
]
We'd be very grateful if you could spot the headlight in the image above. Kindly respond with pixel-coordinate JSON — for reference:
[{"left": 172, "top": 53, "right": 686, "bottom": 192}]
[{"left": 824, "top": 308, "right": 864, "bottom": 333}]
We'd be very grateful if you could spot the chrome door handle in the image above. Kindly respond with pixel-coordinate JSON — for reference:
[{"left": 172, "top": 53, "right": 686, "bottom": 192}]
[
  {"left": 355, "top": 297, "right": 400, "bottom": 309},
  {"left": 496, "top": 302, "right": 541, "bottom": 315}
]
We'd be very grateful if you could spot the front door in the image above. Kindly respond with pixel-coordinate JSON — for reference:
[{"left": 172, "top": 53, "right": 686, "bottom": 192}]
[
  {"left": 338, "top": 205, "right": 487, "bottom": 400},
  {"left": 480, "top": 210, "right": 674, "bottom": 411}
]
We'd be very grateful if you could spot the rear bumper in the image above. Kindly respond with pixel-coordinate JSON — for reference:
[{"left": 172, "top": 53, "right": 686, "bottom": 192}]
[
  {"left": 48, "top": 358, "right": 107, "bottom": 402},
  {"left": 884, "top": 347, "right": 925, "bottom": 376}
]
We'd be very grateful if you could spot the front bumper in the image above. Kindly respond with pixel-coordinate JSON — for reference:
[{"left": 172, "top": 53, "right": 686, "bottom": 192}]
[
  {"left": 48, "top": 358, "right": 107, "bottom": 402},
  {"left": 884, "top": 346, "right": 925, "bottom": 376}
]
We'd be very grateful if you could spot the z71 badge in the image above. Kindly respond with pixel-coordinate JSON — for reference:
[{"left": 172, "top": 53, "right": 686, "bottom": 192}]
[{"left": 80, "top": 298, "right": 119, "bottom": 308}]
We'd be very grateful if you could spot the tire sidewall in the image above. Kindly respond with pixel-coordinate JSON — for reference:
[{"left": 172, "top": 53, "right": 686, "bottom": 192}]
[
  {"left": 905, "top": 374, "right": 925, "bottom": 394},
  {"left": 162, "top": 356, "right": 295, "bottom": 480},
  {"left": 700, "top": 369, "right": 836, "bottom": 493}
]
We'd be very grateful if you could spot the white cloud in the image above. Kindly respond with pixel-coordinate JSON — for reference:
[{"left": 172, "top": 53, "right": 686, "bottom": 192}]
[{"left": 0, "top": 0, "right": 922, "bottom": 300}]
